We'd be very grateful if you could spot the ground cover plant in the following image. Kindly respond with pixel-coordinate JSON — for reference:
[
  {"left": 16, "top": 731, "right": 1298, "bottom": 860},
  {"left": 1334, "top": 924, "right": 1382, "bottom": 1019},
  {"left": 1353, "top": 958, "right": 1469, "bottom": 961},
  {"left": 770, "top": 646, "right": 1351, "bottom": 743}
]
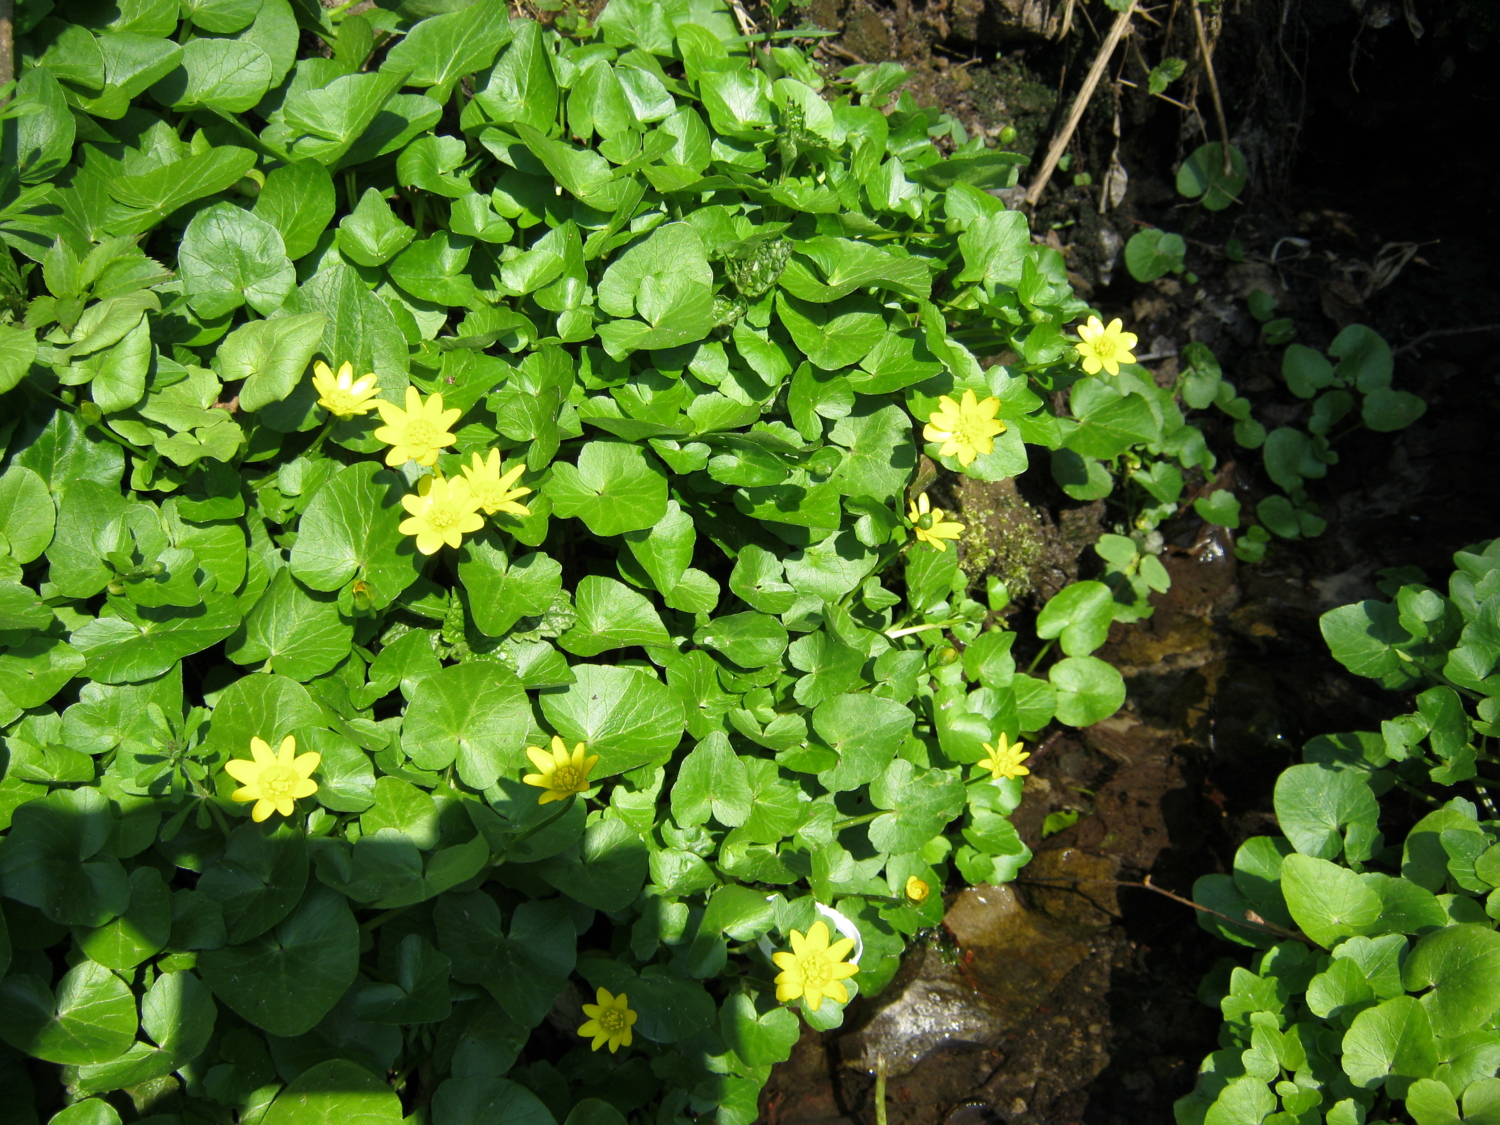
[
  {"left": 1179, "top": 540, "right": 1500, "bottom": 1124},
  {"left": 0, "top": 0, "right": 1441, "bottom": 1120}
]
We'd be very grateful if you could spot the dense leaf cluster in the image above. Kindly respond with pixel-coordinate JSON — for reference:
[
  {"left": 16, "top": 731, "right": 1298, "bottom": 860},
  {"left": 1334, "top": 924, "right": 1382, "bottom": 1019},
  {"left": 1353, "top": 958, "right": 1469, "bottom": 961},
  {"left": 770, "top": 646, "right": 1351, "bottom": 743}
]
[
  {"left": 0, "top": 0, "right": 1283, "bottom": 1119},
  {"left": 1180, "top": 540, "right": 1500, "bottom": 1124}
]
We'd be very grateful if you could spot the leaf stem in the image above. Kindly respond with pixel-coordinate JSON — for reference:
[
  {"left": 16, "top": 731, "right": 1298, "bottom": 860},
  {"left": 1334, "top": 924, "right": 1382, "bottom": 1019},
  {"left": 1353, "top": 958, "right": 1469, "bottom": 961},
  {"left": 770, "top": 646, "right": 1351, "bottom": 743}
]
[
  {"left": 833, "top": 810, "right": 882, "bottom": 831},
  {"left": 886, "top": 617, "right": 964, "bottom": 639},
  {"left": 1025, "top": 638, "right": 1055, "bottom": 674}
]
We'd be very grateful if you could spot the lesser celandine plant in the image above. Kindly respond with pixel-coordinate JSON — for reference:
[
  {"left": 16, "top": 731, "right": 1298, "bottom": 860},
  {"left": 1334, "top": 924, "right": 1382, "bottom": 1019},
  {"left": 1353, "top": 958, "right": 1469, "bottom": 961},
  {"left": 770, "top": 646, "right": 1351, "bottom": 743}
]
[{"left": 0, "top": 0, "right": 1312, "bottom": 1118}]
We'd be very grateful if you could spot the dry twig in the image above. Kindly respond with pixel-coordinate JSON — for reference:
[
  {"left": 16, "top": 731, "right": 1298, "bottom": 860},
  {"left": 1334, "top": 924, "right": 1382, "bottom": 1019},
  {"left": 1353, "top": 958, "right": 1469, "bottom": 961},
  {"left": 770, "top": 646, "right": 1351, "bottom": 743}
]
[
  {"left": 1191, "top": 1, "right": 1233, "bottom": 175},
  {"left": 1025, "top": 0, "right": 1137, "bottom": 207}
]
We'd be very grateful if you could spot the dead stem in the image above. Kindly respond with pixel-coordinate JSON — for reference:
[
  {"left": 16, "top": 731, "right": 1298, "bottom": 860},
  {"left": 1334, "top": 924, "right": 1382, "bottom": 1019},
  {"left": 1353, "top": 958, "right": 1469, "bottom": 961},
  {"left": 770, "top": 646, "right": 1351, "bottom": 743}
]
[{"left": 1192, "top": 1, "right": 1234, "bottom": 175}]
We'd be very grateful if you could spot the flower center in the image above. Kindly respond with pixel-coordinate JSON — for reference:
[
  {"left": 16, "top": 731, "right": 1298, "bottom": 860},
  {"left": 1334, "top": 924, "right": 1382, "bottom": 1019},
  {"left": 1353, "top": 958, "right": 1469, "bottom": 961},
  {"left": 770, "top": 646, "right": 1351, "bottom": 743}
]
[
  {"left": 917, "top": 513, "right": 935, "bottom": 530},
  {"left": 597, "top": 1007, "right": 627, "bottom": 1032},
  {"left": 799, "top": 952, "right": 834, "bottom": 990},
  {"left": 259, "top": 764, "right": 299, "bottom": 800},
  {"left": 426, "top": 503, "right": 460, "bottom": 530},
  {"left": 405, "top": 420, "right": 439, "bottom": 447},
  {"left": 955, "top": 418, "right": 989, "bottom": 448},
  {"left": 1091, "top": 335, "right": 1116, "bottom": 359},
  {"left": 552, "top": 765, "right": 582, "bottom": 791}
]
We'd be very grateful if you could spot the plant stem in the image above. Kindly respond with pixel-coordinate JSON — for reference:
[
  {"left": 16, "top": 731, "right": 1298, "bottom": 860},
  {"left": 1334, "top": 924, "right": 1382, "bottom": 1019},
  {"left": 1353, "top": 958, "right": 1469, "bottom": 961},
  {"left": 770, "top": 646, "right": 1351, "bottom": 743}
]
[
  {"left": 886, "top": 617, "right": 964, "bottom": 639},
  {"left": 833, "top": 810, "right": 882, "bottom": 831},
  {"left": 1026, "top": 639, "right": 1055, "bottom": 674},
  {"left": 875, "top": 1055, "right": 888, "bottom": 1125}
]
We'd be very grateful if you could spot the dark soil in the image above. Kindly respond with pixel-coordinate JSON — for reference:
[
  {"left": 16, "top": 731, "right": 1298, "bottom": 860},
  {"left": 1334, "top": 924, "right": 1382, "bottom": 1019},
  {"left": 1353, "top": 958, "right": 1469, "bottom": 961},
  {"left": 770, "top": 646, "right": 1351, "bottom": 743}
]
[{"left": 760, "top": 0, "right": 1500, "bottom": 1121}]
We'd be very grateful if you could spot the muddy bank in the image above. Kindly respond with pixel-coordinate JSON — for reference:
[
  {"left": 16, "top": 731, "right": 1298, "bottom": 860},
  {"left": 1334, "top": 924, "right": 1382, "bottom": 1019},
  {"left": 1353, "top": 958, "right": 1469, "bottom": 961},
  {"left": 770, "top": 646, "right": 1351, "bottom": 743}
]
[{"left": 759, "top": 0, "right": 1500, "bottom": 1116}]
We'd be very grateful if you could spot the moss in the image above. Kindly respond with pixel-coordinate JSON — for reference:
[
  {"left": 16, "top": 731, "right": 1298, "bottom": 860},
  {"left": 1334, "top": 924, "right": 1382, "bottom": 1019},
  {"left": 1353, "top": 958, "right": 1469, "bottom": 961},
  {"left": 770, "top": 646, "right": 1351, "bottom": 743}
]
[
  {"left": 953, "top": 477, "right": 1049, "bottom": 601},
  {"left": 964, "top": 56, "right": 1060, "bottom": 160}
]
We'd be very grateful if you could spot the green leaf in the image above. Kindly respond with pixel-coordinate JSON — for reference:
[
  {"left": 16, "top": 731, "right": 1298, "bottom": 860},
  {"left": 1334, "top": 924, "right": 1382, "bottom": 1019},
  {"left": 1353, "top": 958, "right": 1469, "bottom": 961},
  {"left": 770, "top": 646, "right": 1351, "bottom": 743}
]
[
  {"left": 473, "top": 20, "right": 558, "bottom": 132},
  {"left": 1273, "top": 763, "right": 1378, "bottom": 861},
  {"left": 384, "top": 0, "right": 511, "bottom": 99},
  {"left": 1320, "top": 600, "right": 1412, "bottom": 680},
  {"left": 1329, "top": 324, "right": 1393, "bottom": 391},
  {"left": 868, "top": 758, "right": 966, "bottom": 853},
  {"left": 1362, "top": 386, "right": 1427, "bottom": 433},
  {"left": 1340, "top": 995, "right": 1439, "bottom": 1089},
  {"left": 290, "top": 462, "right": 422, "bottom": 608},
  {"left": 198, "top": 887, "right": 359, "bottom": 1037},
  {"left": 1282, "top": 344, "right": 1334, "bottom": 399},
  {"left": 720, "top": 993, "right": 799, "bottom": 1068},
  {"left": 178, "top": 202, "right": 295, "bottom": 319},
  {"left": 695, "top": 612, "right": 788, "bottom": 669},
  {"left": 1123, "top": 228, "right": 1185, "bottom": 282},
  {"left": 76, "top": 34, "right": 184, "bottom": 120},
  {"left": 47, "top": 1100, "right": 121, "bottom": 1125},
  {"left": 776, "top": 292, "right": 885, "bottom": 371},
  {"left": 559, "top": 575, "right": 670, "bottom": 656},
  {"left": 202, "top": 671, "right": 324, "bottom": 760},
  {"left": 1035, "top": 581, "right": 1114, "bottom": 657},
  {"left": 0, "top": 464, "right": 56, "bottom": 563},
  {"left": 278, "top": 65, "right": 410, "bottom": 166},
  {"left": 6, "top": 66, "right": 75, "bottom": 184},
  {"left": 337, "top": 188, "right": 416, "bottom": 267},
  {"left": 431, "top": 1075, "right": 558, "bottom": 1125},
  {"left": 0, "top": 323, "right": 38, "bottom": 395},
  {"left": 0, "top": 786, "right": 129, "bottom": 927},
  {"left": 1175, "top": 142, "right": 1246, "bottom": 210},
  {"left": 1048, "top": 655, "right": 1125, "bottom": 726},
  {"left": 402, "top": 662, "right": 530, "bottom": 790},
  {"left": 218, "top": 312, "right": 327, "bottom": 413},
  {"left": 826, "top": 401, "right": 918, "bottom": 502},
  {"left": 0, "top": 961, "right": 137, "bottom": 1065},
  {"left": 153, "top": 37, "right": 274, "bottom": 112},
  {"left": 356, "top": 933, "right": 452, "bottom": 1025},
  {"left": 227, "top": 567, "right": 352, "bottom": 680},
  {"left": 388, "top": 232, "right": 482, "bottom": 307},
  {"left": 458, "top": 533, "right": 562, "bottom": 637},
  {"left": 1193, "top": 489, "right": 1241, "bottom": 529},
  {"left": 1402, "top": 924, "right": 1500, "bottom": 1038},
  {"left": 956, "top": 211, "right": 1029, "bottom": 287},
  {"left": 71, "top": 591, "right": 241, "bottom": 684},
  {"left": 254, "top": 160, "right": 337, "bottom": 261},
  {"left": 106, "top": 145, "right": 255, "bottom": 230},
  {"left": 813, "top": 693, "right": 914, "bottom": 793},
  {"left": 196, "top": 823, "right": 308, "bottom": 943},
  {"left": 595, "top": 222, "right": 716, "bottom": 355},
  {"left": 539, "top": 663, "right": 686, "bottom": 778},
  {"left": 623, "top": 499, "right": 694, "bottom": 594},
  {"left": 671, "top": 732, "right": 752, "bottom": 828},
  {"left": 1066, "top": 380, "right": 1160, "bottom": 460},
  {"left": 536, "top": 814, "right": 649, "bottom": 911},
  {"left": 183, "top": 0, "right": 261, "bottom": 33},
  {"left": 437, "top": 893, "right": 575, "bottom": 1029},
  {"left": 73, "top": 865, "right": 171, "bottom": 970},
  {"left": 261, "top": 1058, "right": 404, "bottom": 1125},
  {"left": 1281, "top": 853, "right": 1381, "bottom": 948},
  {"left": 548, "top": 440, "right": 668, "bottom": 536}
]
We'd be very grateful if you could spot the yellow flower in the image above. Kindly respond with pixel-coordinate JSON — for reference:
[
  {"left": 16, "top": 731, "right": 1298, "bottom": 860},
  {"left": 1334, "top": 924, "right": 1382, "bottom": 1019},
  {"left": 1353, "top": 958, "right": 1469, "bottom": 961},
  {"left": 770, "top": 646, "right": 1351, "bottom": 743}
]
[
  {"left": 461, "top": 449, "right": 533, "bottom": 517},
  {"left": 398, "top": 473, "right": 484, "bottom": 555},
  {"left": 373, "top": 386, "right": 461, "bottom": 467},
  {"left": 224, "top": 735, "right": 320, "bottom": 823},
  {"left": 578, "top": 986, "right": 637, "bottom": 1053},
  {"left": 905, "top": 876, "right": 930, "bottom": 904},
  {"left": 311, "top": 360, "right": 381, "bottom": 418},
  {"left": 908, "top": 493, "right": 965, "bottom": 552},
  {"left": 977, "top": 733, "right": 1030, "bottom": 781},
  {"left": 772, "top": 920, "right": 859, "bottom": 1012},
  {"left": 522, "top": 735, "right": 599, "bottom": 804},
  {"left": 922, "top": 389, "right": 1006, "bottom": 467},
  {"left": 1073, "top": 315, "right": 1138, "bottom": 376}
]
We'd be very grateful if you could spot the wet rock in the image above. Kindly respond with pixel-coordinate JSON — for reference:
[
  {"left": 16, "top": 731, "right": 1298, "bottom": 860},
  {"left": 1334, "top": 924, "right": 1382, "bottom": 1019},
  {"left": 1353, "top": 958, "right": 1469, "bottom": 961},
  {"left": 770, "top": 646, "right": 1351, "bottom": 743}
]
[{"left": 839, "top": 885, "right": 1098, "bottom": 1078}]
